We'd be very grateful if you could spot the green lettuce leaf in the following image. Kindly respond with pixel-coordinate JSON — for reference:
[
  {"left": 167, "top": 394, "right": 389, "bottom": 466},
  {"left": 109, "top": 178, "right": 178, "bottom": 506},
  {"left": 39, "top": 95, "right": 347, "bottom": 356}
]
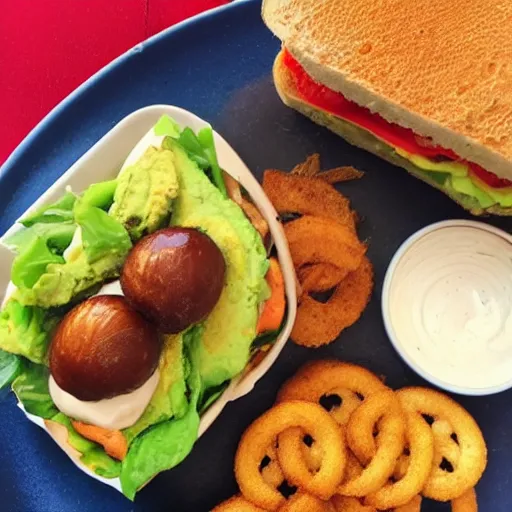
[
  {"left": 196, "top": 127, "right": 227, "bottom": 198},
  {"left": 157, "top": 114, "right": 227, "bottom": 197},
  {"left": 198, "top": 381, "right": 229, "bottom": 415},
  {"left": 0, "top": 349, "right": 21, "bottom": 390},
  {"left": 175, "top": 128, "right": 210, "bottom": 169},
  {"left": 11, "top": 237, "right": 65, "bottom": 288},
  {"left": 154, "top": 115, "right": 181, "bottom": 138},
  {"left": 80, "top": 180, "right": 118, "bottom": 210},
  {"left": 6, "top": 220, "right": 77, "bottom": 290},
  {"left": 7, "top": 180, "right": 117, "bottom": 284},
  {"left": 4, "top": 222, "right": 76, "bottom": 256},
  {"left": 74, "top": 198, "right": 132, "bottom": 265},
  {"left": 0, "top": 299, "right": 60, "bottom": 363},
  {"left": 11, "top": 360, "right": 58, "bottom": 418},
  {"left": 120, "top": 337, "right": 202, "bottom": 500},
  {"left": 20, "top": 191, "right": 76, "bottom": 227},
  {"left": 11, "top": 186, "right": 131, "bottom": 307},
  {"left": 12, "top": 364, "right": 121, "bottom": 479}
]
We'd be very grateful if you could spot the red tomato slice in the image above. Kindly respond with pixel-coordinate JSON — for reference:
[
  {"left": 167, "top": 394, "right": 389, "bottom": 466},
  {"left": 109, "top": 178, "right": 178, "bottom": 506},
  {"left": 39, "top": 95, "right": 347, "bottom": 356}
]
[{"left": 283, "top": 49, "right": 512, "bottom": 189}]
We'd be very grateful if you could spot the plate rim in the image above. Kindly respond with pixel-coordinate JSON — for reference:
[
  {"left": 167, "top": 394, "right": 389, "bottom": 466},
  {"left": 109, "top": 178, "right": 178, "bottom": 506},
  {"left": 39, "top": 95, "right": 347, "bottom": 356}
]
[{"left": 0, "top": 0, "right": 256, "bottom": 178}]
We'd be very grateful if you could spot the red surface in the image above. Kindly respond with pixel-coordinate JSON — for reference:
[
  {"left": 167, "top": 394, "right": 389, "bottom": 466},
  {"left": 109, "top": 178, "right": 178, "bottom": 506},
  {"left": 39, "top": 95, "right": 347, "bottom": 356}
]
[
  {"left": 284, "top": 49, "right": 512, "bottom": 188},
  {"left": 0, "top": 0, "right": 228, "bottom": 165}
]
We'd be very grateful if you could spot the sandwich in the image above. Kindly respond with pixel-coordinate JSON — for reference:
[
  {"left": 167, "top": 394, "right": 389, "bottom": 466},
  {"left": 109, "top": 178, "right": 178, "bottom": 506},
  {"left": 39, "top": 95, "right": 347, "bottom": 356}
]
[
  {"left": 262, "top": 0, "right": 512, "bottom": 215},
  {"left": 0, "top": 115, "right": 287, "bottom": 499}
]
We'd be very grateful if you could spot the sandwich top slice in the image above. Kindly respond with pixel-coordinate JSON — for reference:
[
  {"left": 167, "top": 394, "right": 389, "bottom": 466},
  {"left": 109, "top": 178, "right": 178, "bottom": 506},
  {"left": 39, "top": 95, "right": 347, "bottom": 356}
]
[{"left": 262, "top": 0, "right": 512, "bottom": 215}]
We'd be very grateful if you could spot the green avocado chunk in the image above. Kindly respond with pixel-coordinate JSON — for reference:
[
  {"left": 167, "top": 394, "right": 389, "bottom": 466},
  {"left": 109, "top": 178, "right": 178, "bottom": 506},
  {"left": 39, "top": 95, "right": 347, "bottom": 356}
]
[
  {"left": 14, "top": 247, "right": 124, "bottom": 308},
  {"left": 109, "top": 145, "right": 179, "bottom": 240},
  {"left": 123, "top": 333, "right": 188, "bottom": 444},
  {"left": 120, "top": 334, "right": 202, "bottom": 500},
  {"left": 0, "top": 299, "right": 60, "bottom": 364},
  {"left": 167, "top": 138, "right": 269, "bottom": 392},
  {"left": 449, "top": 175, "right": 496, "bottom": 208}
]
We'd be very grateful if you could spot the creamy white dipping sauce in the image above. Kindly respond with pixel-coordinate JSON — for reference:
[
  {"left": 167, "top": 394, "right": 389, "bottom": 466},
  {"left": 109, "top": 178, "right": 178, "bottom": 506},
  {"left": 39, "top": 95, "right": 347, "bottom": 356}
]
[
  {"left": 49, "top": 370, "right": 160, "bottom": 430},
  {"left": 386, "top": 224, "right": 512, "bottom": 391}
]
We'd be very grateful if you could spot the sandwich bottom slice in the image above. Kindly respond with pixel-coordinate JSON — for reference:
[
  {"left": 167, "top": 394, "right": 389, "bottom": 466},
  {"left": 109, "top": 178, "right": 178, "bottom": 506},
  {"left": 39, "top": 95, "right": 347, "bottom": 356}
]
[{"left": 272, "top": 50, "right": 512, "bottom": 216}]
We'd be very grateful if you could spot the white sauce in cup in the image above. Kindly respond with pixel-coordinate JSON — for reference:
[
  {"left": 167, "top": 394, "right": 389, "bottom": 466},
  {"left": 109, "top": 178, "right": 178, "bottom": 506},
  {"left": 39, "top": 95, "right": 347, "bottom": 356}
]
[{"left": 382, "top": 220, "right": 512, "bottom": 395}]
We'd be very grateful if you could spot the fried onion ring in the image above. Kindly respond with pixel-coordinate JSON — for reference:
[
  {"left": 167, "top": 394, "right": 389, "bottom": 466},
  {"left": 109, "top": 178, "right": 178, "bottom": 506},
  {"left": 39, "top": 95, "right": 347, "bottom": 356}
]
[
  {"left": 271, "top": 427, "right": 326, "bottom": 476},
  {"left": 277, "top": 493, "right": 330, "bottom": 512},
  {"left": 364, "top": 411, "right": 434, "bottom": 509},
  {"left": 432, "top": 419, "right": 461, "bottom": 469},
  {"left": 340, "top": 390, "right": 406, "bottom": 497},
  {"left": 343, "top": 450, "right": 365, "bottom": 482},
  {"left": 393, "top": 418, "right": 462, "bottom": 485},
  {"left": 277, "top": 360, "right": 388, "bottom": 426},
  {"left": 300, "top": 432, "right": 325, "bottom": 473},
  {"left": 284, "top": 216, "right": 365, "bottom": 271},
  {"left": 330, "top": 495, "right": 376, "bottom": 512},
  {"left": 261, "top": 444, "right": 285, "bottom": 489},
  {"left": 397, "top": 387, "right": 487, "bottom": 502},
  {"left": 394, "top": 495, "right": 423, "bottom": 512},
  {"left": 346, "top": 388, "right": 404, "bottom": 466},
  {"left": 277, "top": 426, "right": 346, "bottom": 500},
  {"left": 235, "top": 401, "right": 345, "bottom": 510},
  {"left": 298, "top": 263, "right": 348, "bottom": 296},
  {"left": 291, "top": 256, "right": 374, "bottom": 347},
  {"left": 212, "top": 495, "right": 267, "bottom": 511},
  {"left": 451, "top": 487, "right": 478, "bottom": 512},
  {"left": 262, "top": 170, "right": 356, "bottom": 231}
]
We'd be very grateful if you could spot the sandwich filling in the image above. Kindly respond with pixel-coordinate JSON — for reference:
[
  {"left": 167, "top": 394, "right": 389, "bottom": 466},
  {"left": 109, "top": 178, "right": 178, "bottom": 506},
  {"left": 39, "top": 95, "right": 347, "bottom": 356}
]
[{"left": 282, "top": 49, "right": 512, "bottom": 208}]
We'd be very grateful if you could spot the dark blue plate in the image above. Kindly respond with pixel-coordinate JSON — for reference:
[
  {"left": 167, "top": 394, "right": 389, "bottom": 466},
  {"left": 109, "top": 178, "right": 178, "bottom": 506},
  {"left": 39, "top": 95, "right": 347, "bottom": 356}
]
[{"left": 1, "top": 1, "right": 511, "bottom": 511}]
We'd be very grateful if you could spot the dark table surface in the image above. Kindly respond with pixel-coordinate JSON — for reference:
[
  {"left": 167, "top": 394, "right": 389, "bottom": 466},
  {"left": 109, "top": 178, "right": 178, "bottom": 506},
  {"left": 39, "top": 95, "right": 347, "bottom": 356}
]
[{"left": 1, "top": 1, "right": 511, "bottom": 511}]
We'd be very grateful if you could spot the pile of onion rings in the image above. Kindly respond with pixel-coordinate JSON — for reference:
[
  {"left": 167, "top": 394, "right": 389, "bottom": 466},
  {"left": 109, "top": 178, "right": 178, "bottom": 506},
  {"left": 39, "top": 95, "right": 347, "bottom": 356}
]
[
  {"left": 212, "top": 360, "right": 487, "bottom": 512},
  {"left": 262, "top": 155, "right": 373, "bottom": 348}
]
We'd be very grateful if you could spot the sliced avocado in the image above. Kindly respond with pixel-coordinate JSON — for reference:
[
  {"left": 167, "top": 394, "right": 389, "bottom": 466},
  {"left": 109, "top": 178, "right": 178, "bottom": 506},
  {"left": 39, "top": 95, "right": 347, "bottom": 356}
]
[
  {"left": 395, "top": 147, "right": 469, "bottom": 177},
  {"left": 450, "top": 175, "right": 496, "bottom": 208},
  {"left": 110, "top": 145, "right": 179, "bottom": 240},
  {"left": 396, "top": 146, "right": 512, "bottom": 208},
  {"left": 123, "top": 333, "right": 188, "bottom": 444},
  {"left": 474, "top": 180, "right": 512, "bottom": 207},
  {"left": 166, "top": 138, "right": 269, "bottom": 392},
  {"left": 0, "top": 299, "right": 60, "bottom": 364},
  {"left": 14, "top": 244, "right": 124, "bottom": 308}
]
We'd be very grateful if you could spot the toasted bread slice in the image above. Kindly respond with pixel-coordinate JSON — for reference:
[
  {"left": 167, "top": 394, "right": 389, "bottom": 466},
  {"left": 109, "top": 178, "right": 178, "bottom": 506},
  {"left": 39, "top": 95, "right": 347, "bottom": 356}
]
[
  {"left": 262, "top": 0, "right": 512, "bottom": 182},
  {"left": 272, "top": 50, "right": 512, "bottom": 216}
]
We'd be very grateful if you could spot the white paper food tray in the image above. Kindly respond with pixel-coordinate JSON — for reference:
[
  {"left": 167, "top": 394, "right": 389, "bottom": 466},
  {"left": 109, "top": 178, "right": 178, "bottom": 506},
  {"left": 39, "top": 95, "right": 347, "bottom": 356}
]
[{"left": 0, "top": 105, "right": 297, "bottom": 494}]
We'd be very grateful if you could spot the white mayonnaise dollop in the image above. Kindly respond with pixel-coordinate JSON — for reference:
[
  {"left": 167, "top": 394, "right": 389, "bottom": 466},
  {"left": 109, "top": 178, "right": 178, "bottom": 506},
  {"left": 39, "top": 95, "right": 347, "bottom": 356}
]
[
  {"left": 386, "top": 223, "right": 512, "bottom": 391},
  {"left": 49, "top": 370, "right": 160, "bottom": 430}
]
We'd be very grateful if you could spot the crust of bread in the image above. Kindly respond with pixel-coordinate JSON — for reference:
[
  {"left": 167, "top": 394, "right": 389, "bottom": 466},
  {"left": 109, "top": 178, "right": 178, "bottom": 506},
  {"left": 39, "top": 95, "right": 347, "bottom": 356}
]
[
  {"left": 262, "top": 0, "right": 512, "bottom": 181},
  {"left": 273, "top": 51, "right": 512, "bottom": 216}
]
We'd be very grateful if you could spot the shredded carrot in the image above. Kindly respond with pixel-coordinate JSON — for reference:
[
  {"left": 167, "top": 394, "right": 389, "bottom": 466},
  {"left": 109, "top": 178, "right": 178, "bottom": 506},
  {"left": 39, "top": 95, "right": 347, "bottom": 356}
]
[
  {"left": 71, "top": 420, "right": 128, "bottom": 461},
  {"left": 257, "top": 258, "right": 286, "bottom": 334}
]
